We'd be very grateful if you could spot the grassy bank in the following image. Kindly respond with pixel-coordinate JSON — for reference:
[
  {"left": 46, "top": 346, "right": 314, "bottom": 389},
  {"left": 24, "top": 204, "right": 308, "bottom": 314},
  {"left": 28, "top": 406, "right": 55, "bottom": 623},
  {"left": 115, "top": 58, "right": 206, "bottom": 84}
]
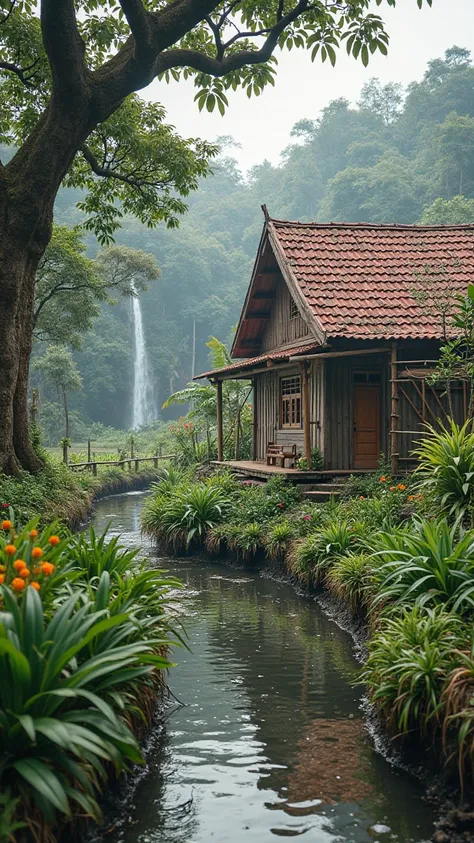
[
  {"left": 140, "top": 424, "right": 474, "bottom": 796},
  {"left": 0, "top": 460, "right": 168, "bottom": 528}
]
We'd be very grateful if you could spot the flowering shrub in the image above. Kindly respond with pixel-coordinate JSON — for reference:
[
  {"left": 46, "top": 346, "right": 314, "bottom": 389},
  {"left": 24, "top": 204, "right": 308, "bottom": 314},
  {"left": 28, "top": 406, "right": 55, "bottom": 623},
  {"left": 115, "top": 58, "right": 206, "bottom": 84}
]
[
  {"left": 0, "top": 511, "right": 67, "bottom": 599},
  {"left": 0, "top": 520, "right": 181, "bottom": 838}
]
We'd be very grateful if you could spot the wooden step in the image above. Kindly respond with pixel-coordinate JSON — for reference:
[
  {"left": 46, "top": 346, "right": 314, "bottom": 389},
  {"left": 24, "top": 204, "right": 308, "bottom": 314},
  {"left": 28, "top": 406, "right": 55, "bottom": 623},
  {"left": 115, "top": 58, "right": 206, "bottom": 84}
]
[
  {"left": 304, "top": 489, "right": 342, "bottom": 501},
  {"left": 309, "top": 483, "right": 345, "bottom": 493}
]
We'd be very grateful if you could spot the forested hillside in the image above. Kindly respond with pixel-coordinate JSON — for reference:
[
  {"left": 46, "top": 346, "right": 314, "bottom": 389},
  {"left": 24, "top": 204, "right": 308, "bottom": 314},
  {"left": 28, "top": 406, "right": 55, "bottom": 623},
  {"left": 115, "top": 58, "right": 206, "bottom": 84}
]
[{"left": 39, "top": 46, "right": 474, "bottom": 441}]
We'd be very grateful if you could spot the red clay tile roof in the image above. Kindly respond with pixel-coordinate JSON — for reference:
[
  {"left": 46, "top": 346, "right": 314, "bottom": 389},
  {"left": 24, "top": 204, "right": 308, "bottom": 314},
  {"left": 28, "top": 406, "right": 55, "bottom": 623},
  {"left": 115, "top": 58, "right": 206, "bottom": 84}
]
[
  {"left": 270, "top": 221, "right": 474, "bottom": 341},
  {"left": 194, "top": 342, "right": 320, "bottom": 380}
]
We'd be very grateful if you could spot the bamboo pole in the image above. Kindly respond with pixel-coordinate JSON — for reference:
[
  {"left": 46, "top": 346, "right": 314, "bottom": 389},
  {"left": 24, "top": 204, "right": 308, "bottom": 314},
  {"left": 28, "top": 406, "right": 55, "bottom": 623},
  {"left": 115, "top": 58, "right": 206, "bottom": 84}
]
[
  {"left": 252, "top": 378, "right": 258, "bottom": 461},
  {"left": 216, "top": 380, "right": 224, "bottom": 462},
  {"left": 301, "top": 362, "right": 312, "bottom": 467},
  {"left": 390, "top": 342, "right": 399, "bottom": 476}
]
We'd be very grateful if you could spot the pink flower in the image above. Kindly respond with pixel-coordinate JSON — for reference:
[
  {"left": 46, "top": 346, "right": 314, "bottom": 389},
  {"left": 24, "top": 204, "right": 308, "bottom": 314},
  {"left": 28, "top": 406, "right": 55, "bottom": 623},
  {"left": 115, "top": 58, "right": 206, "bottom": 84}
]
[
  {"left": 303, "top": 514, "right": 311, "bottom": 521},
  {"left": 278, "top": 502, "right": 284, "bottom": 509}
]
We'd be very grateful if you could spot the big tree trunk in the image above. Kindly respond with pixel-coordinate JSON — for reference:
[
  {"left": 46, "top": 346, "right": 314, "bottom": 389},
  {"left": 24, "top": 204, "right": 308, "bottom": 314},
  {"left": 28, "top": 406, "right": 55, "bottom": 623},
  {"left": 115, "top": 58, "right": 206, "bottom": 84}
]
[
  {"left": 0, "top": 102, "right": 94, "bottom": 474},
  {"left": 0, "top": 236, "right": 50, "bottom": 474}
]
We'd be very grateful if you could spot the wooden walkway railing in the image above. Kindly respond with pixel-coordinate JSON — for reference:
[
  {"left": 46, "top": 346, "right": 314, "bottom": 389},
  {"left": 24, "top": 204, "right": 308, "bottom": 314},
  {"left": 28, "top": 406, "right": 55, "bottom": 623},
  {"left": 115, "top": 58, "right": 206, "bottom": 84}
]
[{"left": 69, "top": 455, "right": 176, "bottom": 476}]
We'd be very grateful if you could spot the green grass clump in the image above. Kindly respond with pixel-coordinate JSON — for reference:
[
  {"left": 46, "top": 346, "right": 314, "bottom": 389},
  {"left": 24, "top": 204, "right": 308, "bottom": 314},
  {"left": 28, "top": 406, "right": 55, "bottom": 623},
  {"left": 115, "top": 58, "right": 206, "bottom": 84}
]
[
  {"left": 363, "top": 606, "right": 464, "bottom": 736},
  {"left": 371, "top": 517, "right": 474, "bottom": 615},
  {"left": 142, "top": 483, "right": 230, "bottom": 551},
  {"left": 325, "top": 553, "right": 376, "bottom": 612},
  {"left": 263, "top": 521, "right": 294, "bottom": 560}
]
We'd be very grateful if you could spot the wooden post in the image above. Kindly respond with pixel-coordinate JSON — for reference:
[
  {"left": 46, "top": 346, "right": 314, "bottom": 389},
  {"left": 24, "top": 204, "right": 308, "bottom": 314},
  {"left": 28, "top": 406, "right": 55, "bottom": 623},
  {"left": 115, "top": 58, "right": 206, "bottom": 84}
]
[
  {"left": 87, "top": 439, "right": 91, "bottom": 462},
  {"left": 216, "top": 380, "right": 224, "bottom": 462},
  {"left": 130, "top": 437, "right": 135, "bottom": 458},
  {"left": 390, "top": 342, "right": 399, "bottom": 476},
  {"left": 62, "top": 441, "right": 68, "bottom": 465},
  {"left": 92, "top": 462, "right": 97, "bottom": 477},
  {"left": 301, "top": 362, "right": 312, "bottom": 468},
  {"left": 252, "top": 378, "right": 258, "bottom": 461},
  {"left": 153, "top": 454, "right": 158, "bottom": 468}
]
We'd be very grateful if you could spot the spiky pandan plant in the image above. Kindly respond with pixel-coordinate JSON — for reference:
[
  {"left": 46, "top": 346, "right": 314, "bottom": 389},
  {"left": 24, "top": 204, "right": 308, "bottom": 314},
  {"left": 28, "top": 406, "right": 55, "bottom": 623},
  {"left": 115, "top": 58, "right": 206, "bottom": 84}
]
[
  {"left": 0, "top": 587, "right": 171, "bottom": 832},
  {"left": 142, "top": 483, "right": 230, "bottom": 550},
  {"left": 413, "top": 420, "right": 474, "bottom": 520},
  {"left": 370, "top": 517, "right": 474, "bottom": 615}
]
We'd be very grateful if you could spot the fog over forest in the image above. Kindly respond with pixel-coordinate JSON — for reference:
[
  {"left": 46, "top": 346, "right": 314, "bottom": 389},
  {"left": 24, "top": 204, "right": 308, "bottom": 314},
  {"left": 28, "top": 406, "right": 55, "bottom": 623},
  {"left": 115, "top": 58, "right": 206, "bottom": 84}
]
[{"left": 34, "top": 45, "right": 474, "bottom": 443}]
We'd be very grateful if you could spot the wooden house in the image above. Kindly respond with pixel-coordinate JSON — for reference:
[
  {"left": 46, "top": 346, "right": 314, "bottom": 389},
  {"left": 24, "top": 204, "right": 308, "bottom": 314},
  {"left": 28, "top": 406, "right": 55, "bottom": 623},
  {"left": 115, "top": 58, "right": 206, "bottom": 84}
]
[{"left": 195, "top": 212, "right": 474, "bottom": 477}]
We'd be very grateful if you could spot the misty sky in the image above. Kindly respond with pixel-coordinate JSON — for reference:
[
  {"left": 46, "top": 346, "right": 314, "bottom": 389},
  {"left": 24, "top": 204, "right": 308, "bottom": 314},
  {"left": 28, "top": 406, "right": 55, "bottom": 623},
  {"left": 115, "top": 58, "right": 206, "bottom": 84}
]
[{"left": 144, "top": 0, "right": 474, "bottom": 172}]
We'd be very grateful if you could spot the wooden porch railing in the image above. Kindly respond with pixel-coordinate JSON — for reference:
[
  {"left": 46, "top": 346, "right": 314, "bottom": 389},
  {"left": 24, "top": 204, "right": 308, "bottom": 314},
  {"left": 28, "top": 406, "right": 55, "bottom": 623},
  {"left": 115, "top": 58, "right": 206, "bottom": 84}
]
[{"left": 69, "top": 455, "right": 176, "bottom": 476}]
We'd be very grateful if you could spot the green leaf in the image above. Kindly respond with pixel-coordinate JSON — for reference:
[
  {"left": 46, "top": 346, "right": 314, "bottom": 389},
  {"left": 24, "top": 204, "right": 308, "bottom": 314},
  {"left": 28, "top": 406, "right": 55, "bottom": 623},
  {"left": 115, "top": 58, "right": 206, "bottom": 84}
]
[{"left": 13, "top": 759, "right": 71, "bottom": 816}]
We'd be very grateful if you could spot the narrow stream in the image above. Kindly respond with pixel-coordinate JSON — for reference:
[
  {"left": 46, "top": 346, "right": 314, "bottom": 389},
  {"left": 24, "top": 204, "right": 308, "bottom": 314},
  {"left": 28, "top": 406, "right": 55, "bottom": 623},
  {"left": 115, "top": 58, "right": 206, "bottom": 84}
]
[{"left": 90, "top": 492, "right": 436, "bottom": 843}]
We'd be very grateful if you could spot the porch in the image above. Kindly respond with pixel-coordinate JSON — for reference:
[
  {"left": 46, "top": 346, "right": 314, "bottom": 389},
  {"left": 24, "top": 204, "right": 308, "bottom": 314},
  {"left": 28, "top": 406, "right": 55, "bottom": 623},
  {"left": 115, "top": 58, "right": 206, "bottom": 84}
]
[{"left": 211, "top": 459, "right": 373, "bottom": 483}]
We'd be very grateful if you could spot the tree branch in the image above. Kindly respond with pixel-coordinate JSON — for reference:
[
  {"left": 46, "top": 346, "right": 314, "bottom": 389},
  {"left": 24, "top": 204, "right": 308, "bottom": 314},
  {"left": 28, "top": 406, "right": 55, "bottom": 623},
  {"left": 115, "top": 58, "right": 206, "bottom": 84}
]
[
  {"left": 0, "top": 59, "right": 40, "bottom": 88},
  {"left": 81, "top": 143, "right": 144, "bottom": 189},
  {"left": 92, "top": 0, "right": 311, "bottom": 119},
  {"left": 118, "top": 0, "right": 152, "bottom": 56},
  {"left": 155, "top": 2, "right": 311, "bottom": 78},
  {"left": 40, "top": 0, "right": 87, "bottom": 101},
  {"left": 0, "top": 0, "right": 17, "bottom": 26}
]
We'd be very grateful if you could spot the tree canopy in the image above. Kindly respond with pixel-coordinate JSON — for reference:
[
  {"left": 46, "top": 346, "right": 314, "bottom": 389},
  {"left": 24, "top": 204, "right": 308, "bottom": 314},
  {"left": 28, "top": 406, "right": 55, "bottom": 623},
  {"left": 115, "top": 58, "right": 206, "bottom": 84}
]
[{"left": 0, "top": 0, "right": 433, "bottom": 243}]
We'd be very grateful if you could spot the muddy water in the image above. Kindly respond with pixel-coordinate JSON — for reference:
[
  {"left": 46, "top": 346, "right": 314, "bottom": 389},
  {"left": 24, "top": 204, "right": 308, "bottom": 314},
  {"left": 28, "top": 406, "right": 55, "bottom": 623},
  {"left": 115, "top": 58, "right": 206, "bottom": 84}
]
[{"left": 90, "top": 492, "right": 435, "bottom": 843}]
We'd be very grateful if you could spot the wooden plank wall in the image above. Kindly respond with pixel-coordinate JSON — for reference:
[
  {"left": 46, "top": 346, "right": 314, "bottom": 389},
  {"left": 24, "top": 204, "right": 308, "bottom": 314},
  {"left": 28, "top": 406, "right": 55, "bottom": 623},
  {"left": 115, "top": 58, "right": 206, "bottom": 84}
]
[
  {"left": 323, "top": 354, "right": 389, "bottom": 471},
  {"left": 254, "top": 363, "right": 323, "bottom": 460},
  {"left": 398, "top": 381, "right": 465, "bottom": 463},
  {"left": 260, "top": 275, "right": 311, "bottom": 352}
]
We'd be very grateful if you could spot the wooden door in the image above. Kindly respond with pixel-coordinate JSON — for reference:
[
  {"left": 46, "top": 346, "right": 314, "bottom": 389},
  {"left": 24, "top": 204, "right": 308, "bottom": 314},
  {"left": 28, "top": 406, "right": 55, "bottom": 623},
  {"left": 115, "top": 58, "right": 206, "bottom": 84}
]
[{"left": 353, "top": 385, "right": 380, "bottom": 469}]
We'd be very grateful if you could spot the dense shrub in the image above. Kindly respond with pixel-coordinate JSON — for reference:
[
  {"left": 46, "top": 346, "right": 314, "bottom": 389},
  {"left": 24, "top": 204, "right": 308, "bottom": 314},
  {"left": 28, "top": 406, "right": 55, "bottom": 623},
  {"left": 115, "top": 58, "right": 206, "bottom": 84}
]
[
  {"left": 325, "top": 553, "right": 376, "bottom": 611},
  {"left": 263, "top": 521, "right": 295, "bottom": 560},
  {"left": 370, "top": 518, "right": 474, "bottom": 615},
  {"left": 0, "top": 523, "right": 180, "bottom": 839},
  {"left": 142, "top": 483, "right": 231, "bottom": 550},
  {"left": 363, "top": 606, "right": 465, "bottom": 735},
  {"left": 413, "top": 420, "right": 474, "bottom": 520}
]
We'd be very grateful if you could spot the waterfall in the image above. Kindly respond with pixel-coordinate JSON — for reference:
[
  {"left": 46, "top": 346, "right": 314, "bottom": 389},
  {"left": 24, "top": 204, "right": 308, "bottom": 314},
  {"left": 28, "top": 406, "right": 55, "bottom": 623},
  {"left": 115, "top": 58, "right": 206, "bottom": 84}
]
[{"left": 131, "top": 289, "right": 155, "bottom": 429}]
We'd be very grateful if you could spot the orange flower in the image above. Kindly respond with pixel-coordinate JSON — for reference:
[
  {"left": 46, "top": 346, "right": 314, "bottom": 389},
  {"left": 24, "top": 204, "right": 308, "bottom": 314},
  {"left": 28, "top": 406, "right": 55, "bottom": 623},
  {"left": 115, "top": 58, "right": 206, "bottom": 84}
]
[
  {"left": 0, "top": 574, "right": 4, "bottom": 584},
  {"left": 48, "top": 535, "right": 60, "bottom": 546},
  {"left": 29, "top": 582, "right": 40, "bottom": 591},
  {"left": 13, "top": 559, "right": 26, "bottom": 572},
  {"left": 31, "top": 547, "right": 43, "bottom": 560},
  {"left": 11, "top": 578, "right": 25, "bottom": 592},
  {"left": 397, "top": 483, "right": 406, "bottom": 491},
  {"left": 29, "top": 529, "right": 38, "bottom": 539},
  {"left": 389, "top": 486, "right": 396, "bottom": 491},
  {"left": 4, "top": 544, "right": 16, "bottom": 556},
  {"left": 408, "top": 495, "right": 415, "bottom": 501},
  {"left": 19, "top": 568, "right": 30, "bottom": 579},
  {"left": 379, "top": 476, "right": 387, "bottom": 483},
  {"left": 0, "top": 565, "right": 5, "bottom": 573},
  {"left": 359, "top": 496, "right": 365, "bottom": 500},
  {"left": 41, "top": 562, "right": 55, "bottom": 576},
  {"left": 2, "top": 520, "right": 11, "bottom": 531}
]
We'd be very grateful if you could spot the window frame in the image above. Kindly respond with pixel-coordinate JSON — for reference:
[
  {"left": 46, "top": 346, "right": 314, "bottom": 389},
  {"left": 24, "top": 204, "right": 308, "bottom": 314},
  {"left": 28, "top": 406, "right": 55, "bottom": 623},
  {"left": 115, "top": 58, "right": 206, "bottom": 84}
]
[{"left": 280, "top": 375, "right": 302, "bottom": 429}]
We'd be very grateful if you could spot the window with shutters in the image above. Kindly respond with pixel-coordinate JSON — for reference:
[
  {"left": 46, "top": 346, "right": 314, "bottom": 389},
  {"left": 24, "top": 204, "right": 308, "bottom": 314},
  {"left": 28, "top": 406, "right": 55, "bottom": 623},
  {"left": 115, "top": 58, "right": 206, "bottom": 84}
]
[{"left": 280, "top": 376, "right": 302, "bottom": 428}]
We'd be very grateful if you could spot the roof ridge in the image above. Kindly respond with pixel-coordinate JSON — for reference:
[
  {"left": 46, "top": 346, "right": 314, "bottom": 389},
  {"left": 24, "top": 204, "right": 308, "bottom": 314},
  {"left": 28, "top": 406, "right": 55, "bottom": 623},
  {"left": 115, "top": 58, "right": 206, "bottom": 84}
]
[{"left": 269, "top": 219, "right": 474, "bottom": 231}]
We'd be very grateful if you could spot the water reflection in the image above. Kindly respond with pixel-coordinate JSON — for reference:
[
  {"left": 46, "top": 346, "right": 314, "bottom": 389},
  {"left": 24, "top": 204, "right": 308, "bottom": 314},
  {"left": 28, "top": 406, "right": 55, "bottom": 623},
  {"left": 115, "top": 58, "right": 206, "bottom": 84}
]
[{"left": 90, "top": 493, "right": 435, "bottom": 843}]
